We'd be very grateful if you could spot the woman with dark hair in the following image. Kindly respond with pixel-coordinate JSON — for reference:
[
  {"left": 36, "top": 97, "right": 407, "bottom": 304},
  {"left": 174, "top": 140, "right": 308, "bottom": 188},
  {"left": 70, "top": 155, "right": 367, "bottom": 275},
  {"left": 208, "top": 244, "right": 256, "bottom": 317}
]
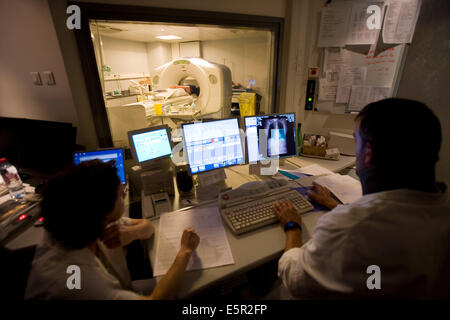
[{"left": 25, "top": 160, "right": 199, "bottom": 299}]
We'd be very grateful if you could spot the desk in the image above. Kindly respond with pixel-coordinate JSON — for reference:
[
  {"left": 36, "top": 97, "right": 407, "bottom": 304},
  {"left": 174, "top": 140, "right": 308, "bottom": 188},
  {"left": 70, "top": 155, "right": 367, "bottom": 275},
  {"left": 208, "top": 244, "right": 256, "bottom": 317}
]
[
  {"left": 4, "top": 155, "right": 355, "bottom": 297},
  {"left": 146, "top": 155, "right": 355, "bottom": 298}
]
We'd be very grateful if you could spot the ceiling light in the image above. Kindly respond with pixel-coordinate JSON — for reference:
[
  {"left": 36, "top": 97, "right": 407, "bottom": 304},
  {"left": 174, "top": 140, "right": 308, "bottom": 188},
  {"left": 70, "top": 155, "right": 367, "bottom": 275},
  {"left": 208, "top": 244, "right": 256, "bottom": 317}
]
[{"left": 156, "top": 35, "right": 182, "bottom": 40}]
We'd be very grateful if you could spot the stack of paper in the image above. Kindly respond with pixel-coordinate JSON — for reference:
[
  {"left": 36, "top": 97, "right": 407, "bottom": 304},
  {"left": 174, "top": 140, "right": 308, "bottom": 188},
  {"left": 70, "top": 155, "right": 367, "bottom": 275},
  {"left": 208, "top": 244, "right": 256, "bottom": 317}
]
[
  {"left": 154, "top": 206, "right": 234, "bottom": 277},
  {"left": 314, "top": 174, "right": 362, "bottom": 204}
]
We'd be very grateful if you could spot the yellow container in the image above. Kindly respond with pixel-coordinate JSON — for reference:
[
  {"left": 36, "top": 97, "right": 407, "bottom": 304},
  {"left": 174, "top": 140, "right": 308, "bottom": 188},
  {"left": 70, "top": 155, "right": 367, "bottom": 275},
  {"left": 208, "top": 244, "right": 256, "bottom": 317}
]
[
  {"left": 238, "top": 92, "right": 256, "bottom": 117},
  {"left": 154, "top": 103, "right": 163, "bottom": 115}
]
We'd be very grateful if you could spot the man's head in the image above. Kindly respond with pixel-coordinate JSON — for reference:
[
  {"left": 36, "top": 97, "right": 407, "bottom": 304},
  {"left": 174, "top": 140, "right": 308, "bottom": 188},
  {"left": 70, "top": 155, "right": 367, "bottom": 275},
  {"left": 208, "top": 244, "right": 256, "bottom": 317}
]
[
  {"left": 354, "top": 98, "right": 441, "bottom": 177},
  {"left": 41, "top": 160, "right": 123, "bottom": 249}
]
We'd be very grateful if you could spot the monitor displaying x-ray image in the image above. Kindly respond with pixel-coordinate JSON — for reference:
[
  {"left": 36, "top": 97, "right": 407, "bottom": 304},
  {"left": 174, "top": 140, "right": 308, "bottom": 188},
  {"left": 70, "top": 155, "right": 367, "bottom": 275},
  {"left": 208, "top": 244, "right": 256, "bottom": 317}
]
[{"left": 244, "top": 113, "right": 297, "bottom": 163}]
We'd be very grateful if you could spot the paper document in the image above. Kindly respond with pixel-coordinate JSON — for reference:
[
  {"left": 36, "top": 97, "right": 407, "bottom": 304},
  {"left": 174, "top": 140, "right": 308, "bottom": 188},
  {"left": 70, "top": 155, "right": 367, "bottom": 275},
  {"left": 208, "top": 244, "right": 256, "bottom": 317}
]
[
  {"left": 346, "top": 2, "right": 384, "bottom": 45},
  {"left": 348, "top": 86, "right": 391, "bottom": 111},
  {"left": 318, "top": 3, "right": 351, "bottom": 47},
  {"left": 336, "top": 66, "right": 367, "bottom": 103},
  {"left": 314, "top": 174, "right": 362, "bottom": 204},
  {"left": 154, "top": 207, "right": 234, "bottom": 277},
  {"left": 296, "top": 164, "right": 334, "bottom": 176},
  {"left": 383, "top": 0, "right": 421, "bottom": 44},
  {"left": 319, "top": 71, "right": 339, "bottom": 101},
  {"left": 324, "top": 48, "right": 348, "bottom": 72},
  {"left": 364, "top": 45, "right": 402, "bottom": 86}
]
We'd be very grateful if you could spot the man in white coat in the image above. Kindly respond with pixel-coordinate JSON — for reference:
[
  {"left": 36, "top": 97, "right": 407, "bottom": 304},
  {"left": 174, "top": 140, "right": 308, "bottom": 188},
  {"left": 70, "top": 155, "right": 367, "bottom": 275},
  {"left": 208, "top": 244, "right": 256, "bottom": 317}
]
[{"left": 274, "top": 98, "right": 450, "bottom": 299}]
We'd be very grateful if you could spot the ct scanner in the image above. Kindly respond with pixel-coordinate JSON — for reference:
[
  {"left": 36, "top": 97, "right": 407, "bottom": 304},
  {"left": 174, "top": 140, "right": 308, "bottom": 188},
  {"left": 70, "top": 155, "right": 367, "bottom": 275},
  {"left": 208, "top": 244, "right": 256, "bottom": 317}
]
[
  {"left": 151, "top": 58, "right": 232, "bottom": 118},
  {"left": 106, "top": 58, "right": 232, "bottom": 148}
]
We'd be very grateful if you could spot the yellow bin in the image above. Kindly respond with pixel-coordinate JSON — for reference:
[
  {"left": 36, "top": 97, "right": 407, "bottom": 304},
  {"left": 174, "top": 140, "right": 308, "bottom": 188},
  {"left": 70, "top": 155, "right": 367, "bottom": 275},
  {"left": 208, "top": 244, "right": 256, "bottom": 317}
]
[
  {"left": 238, "top": 92, "right": 256, "bottom": 117},
  {"left": 154, "top": 103, "right": 163, "bottom": 115}
]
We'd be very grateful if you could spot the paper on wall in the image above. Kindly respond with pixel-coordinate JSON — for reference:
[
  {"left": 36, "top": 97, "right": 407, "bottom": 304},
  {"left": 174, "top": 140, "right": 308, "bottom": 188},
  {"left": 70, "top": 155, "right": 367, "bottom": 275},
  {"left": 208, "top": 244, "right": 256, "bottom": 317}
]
[
  {"left": 336, "top": 66, "right": 367, "bottom": 103},
  {"left": 348, "top": 86, "right": 391, "bottom": 111},
  {"left": 319, "top": 71, "right": 339, "bottom": 101},
  {"left": 323, "top": 48, "right": 348, "bottom": 72},
  {"left": 154, "top": 206, "right": 234, "bottom": 277},
  {"left": 346, "top": 1, "right": 384, "bottom": 45},
  {"left": 318, "top": 2, "right": 352, "bottom": 47},
  {"left": 383, "top": 0, "right": 421, "bottom": 44},
  {"left": 364, "top": 45, "right": 402, "bottom": 87}
]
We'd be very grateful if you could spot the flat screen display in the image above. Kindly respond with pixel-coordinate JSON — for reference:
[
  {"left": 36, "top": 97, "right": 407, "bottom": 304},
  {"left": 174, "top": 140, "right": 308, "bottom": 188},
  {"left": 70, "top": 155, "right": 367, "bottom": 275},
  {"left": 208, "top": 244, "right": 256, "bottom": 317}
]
[
  {"left": 182, "top": 118, "right": 244, "bottom": 174},
  {"left": 130, "top": 128, "right": 172, "bottom": 163},
  {"left": 244, "top": 113, "right": 297, "bottom": 162},
  {"left": 73, "top": 148, "right": 126, "bottom": 184}
]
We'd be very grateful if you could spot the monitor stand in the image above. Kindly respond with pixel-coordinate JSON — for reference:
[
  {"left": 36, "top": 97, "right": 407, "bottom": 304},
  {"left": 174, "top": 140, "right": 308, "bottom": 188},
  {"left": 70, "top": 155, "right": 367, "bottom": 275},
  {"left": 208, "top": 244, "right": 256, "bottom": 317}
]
[
  {"left": 195, "top": 168, "right": 229, "bottom": 202},
  {"left": 248, "top": 159, "right": 284, "bottom": 176}
]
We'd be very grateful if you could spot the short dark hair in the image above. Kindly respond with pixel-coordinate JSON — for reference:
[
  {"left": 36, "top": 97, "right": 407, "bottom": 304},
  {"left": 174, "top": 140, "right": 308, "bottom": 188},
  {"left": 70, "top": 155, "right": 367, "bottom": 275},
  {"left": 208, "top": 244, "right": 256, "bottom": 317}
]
[
  {"left": 41, "top": 160, "right": 120, "bottom": 249},
  {"left": 356, "top": 98, "right": 441, "bottom": 169}
]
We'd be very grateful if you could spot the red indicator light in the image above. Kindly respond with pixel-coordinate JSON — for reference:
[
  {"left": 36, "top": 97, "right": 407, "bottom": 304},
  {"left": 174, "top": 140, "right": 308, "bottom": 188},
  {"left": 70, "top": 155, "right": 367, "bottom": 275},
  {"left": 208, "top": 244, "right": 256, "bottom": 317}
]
[
  {"left": 18, "top": 214, "right": 27, "bottom": 221},
  {"left": 39, "top": 217, "right": 44, "bottom": 222}
]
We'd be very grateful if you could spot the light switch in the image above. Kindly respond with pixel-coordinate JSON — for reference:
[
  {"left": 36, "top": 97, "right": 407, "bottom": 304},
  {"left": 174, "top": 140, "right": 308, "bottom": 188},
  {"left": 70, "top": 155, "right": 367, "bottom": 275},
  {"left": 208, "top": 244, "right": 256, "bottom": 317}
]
[
  {"left": 30, "top": 72, "right": 42, "bottom": 85},
  {"left": 43, "top": 71, "right": 56, "bottom": 85}
]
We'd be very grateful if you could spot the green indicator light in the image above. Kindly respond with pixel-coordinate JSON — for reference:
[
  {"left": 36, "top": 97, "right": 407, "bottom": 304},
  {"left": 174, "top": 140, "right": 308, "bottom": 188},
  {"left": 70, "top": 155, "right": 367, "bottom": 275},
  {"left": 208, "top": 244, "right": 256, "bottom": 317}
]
[{"left": 308, "top": 98, "right": 312, "bottom": 102}]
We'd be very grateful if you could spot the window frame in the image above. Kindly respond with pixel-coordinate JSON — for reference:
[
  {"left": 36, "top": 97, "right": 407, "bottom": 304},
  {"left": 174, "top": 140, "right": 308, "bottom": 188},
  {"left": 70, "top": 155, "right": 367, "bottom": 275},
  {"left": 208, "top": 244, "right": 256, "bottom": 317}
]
[{"left": 71, "top": 1, "right": 284, "bottom": 147}]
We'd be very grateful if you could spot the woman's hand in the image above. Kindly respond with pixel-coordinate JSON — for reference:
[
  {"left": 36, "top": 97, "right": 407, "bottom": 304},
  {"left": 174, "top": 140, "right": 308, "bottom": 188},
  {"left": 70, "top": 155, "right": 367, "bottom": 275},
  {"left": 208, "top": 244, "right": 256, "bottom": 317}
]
[
  {"left": 179, "top": 227, "right": 200, "bottom": 255},
  {"left": 102, "top": 224, "right": 134, "bottom": 248}
]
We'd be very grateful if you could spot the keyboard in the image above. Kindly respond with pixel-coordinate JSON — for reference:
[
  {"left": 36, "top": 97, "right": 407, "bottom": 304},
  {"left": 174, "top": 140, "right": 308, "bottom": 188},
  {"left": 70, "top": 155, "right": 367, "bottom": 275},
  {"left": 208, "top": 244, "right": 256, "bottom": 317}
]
[{"left": 219, "top": 180, "right": 314, "bottom": 235}]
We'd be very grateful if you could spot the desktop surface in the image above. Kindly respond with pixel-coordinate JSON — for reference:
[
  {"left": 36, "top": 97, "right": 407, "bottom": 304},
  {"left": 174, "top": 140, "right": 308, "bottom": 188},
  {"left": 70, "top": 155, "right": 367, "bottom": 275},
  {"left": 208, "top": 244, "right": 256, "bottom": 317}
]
[{"left": 5, "top": 154, "right": 356, "bottom": 298}]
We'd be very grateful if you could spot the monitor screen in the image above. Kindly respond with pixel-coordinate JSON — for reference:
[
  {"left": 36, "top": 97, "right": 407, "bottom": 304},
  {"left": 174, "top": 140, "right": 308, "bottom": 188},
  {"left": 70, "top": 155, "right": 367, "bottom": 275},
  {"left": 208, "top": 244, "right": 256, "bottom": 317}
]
[
  {"left": 73, "top": 148, "right": 126, "bottom": 184},
  {"left": 128, "top": 126, "right": 172, "bottom": 164},
  {"left": 182, "top": 118, "right": 244, "bottom": 174},
  {"left": 244, "top": 113, "right": 297, "bottom": 163}
]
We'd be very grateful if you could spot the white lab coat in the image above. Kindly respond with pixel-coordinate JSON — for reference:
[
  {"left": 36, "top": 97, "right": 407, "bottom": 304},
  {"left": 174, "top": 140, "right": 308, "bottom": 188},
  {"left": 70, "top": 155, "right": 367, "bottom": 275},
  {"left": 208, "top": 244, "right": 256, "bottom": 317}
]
[{"left": 278, "top": 189, "right": 450, "bottom": 299}]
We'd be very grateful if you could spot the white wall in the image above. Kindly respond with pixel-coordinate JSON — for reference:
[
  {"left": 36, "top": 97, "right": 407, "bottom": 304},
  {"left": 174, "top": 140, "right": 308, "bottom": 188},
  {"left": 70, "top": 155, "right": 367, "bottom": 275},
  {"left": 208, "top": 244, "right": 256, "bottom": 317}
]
[
  {"left": 147, "top": 42, "right": 172, "bottom": 72},
  {"left": 0, "top": 0, "right": 79, "bottom": 136},
  {"left": 101, "top": 36, "right": 150, "bottom": 93},
  {"left": 102, "top": 36, "right": 149, "bottom": 75},
  {"left": 202, "top": 36, "right": 271, "bottom": 113}
]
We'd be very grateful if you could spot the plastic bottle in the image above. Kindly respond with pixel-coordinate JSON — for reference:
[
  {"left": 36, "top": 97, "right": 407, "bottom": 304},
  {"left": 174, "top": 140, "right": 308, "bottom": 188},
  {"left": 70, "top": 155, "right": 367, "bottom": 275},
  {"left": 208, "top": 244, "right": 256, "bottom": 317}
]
[
  {"left": 0, "top": 158, "right": 26, "bottom": 200},
  {"left": 296, "top": 123, "right": 303, "bottom": 155}
]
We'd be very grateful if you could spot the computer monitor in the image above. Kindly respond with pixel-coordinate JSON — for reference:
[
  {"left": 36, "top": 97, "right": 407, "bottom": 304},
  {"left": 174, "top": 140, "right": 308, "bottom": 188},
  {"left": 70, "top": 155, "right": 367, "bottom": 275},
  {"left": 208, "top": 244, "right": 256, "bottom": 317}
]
[
  {"left": 127, "top": 125, "right": 173, "bottom": 168},
  {"left": 73, "top": 148, "right": 126, "bottom": 184},
  {"left": 244, "top": 113, "right": 297, "bottom": 163},
  {"left": 182, "top": 118, "right": 245, "bottom": 174}
]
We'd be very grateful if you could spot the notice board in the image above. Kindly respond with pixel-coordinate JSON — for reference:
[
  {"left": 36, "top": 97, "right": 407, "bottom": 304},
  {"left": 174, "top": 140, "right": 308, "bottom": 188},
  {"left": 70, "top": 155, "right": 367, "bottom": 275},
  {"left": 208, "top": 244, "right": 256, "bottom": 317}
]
[{"left": 314, "top": 0, "right": 421, "bottom": 113}]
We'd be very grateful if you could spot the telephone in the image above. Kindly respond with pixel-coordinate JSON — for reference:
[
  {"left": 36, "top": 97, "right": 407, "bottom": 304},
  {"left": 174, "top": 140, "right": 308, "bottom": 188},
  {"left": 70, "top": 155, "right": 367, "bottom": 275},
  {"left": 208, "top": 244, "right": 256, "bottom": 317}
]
[
  {"left": 141, "top": 192, "right": 172, "bottom": 219},
  {"left": 218, "top": 179, "right": 290, "bottom": 209}
]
